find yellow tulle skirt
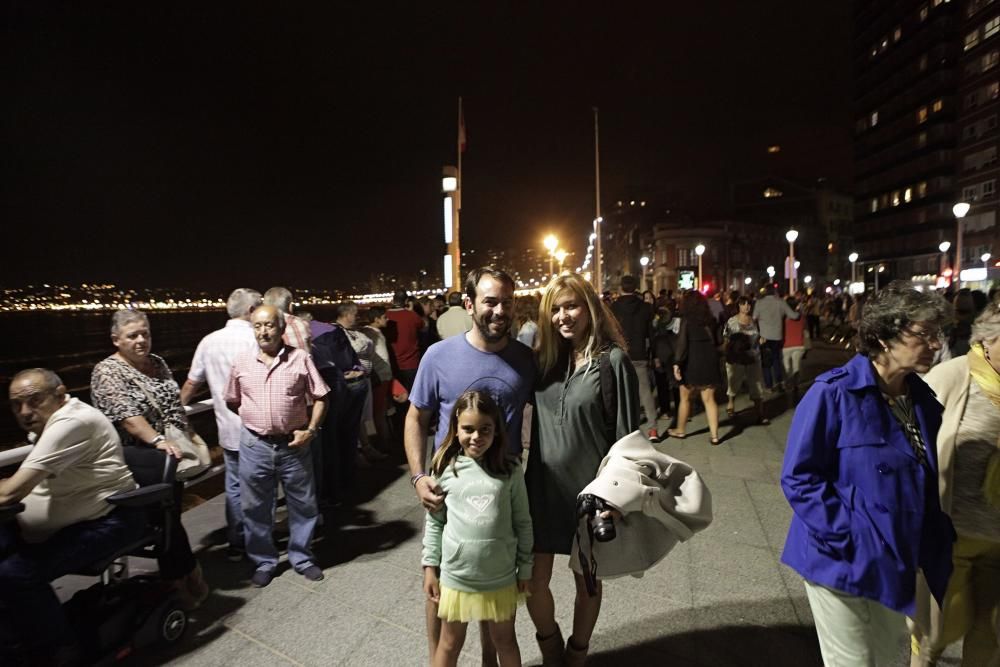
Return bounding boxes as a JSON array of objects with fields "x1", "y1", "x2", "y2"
[{"x1": 437, "y1": 582, "x2": 527, "y2": 623}]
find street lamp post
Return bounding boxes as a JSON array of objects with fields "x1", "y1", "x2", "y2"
[
  {"x1": 954, "y1": 202, "x2": 970, "y2": 288},
  {"x1": 785, "y1": 229, "x2": 799, "y2": 295},
  {"x1": 744, "y1": 275, "x2": 753, "y2": 294},
  {"x1": 940, "y1": 241, "x2": 952, "y2": 285},
  {"x1": 554, "y1": 249, "x2": 568, "y2": 275},
  {"x1": 695, "y1": 243, "x2": 706, "y2": 292},
  {"x1": 848, "y1": 251, "x2": 858, "y2": 288},
  {"x1": 766, "y1": 265, "x2": 776, "y2": 282},
  {"x1": 543, "y1": 234, "x2": 558, "y2": 277},
  {"x1": 639, "y1": 255, "x2": 650, "y2": 292}
]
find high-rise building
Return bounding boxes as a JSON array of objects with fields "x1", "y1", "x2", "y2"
[
  {"x1": 852, "y1": 0, "x2": 1000, "y2": 287},
  {"x1": 955, "y1": 1, "x2": 1000, "y2": 278}
]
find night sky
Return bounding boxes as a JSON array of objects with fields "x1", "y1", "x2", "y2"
[{"x1": 3, "y1": 2, "x2": 852, "y2": 292}]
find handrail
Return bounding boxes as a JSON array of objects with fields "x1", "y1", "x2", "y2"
[{"x1": 0, "y1": 399, "x2": 217, "y2": 471}]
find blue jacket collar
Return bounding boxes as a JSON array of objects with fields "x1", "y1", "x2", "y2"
[{"x1": 841, "y1": 354, "x2": 937, "y2": 402}]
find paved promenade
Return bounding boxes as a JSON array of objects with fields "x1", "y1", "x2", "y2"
[{"x1": 59, "y1": 341, "x2": 962, "y2": 666}]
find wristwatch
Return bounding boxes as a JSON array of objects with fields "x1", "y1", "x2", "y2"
[
  {"x1": 149, "y1": 435, "x2": 166, "y2": 446},
  {"x1": 307, "y1": 426, "x2": 320, "y2": 438}
]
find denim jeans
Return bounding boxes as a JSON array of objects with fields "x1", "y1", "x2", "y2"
[
  {"x1": 239, "y1": 428, "x2": 318, "y2": 572},
  {"x1": 0, "y1": 507, "x2": 147, "y2": 651},
  {"x1": 223, "y1": 449, "x2": 244, "y2": 549},
  {"x1": 761, "y1": 339, "x2": 785, "y2": 389}
]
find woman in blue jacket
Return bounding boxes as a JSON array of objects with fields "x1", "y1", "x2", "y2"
[{"x1": 781, "y1": 281, "x2": 955, "y2": 666}]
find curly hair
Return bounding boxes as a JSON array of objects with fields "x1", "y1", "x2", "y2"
[{"x1": 856, "y1": 281, "x2": 951, "y2": 357}]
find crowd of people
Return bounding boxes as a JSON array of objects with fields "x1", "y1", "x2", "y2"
[{"x1": 3, "y1": 268, "x2": 1000, "y2": 665}]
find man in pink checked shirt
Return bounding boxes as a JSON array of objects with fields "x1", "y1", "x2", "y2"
[{"x1": 224, "y1": 305, "x2": 329, "y2": 588}]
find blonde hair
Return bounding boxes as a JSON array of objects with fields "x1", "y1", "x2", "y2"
[{"x1": 536, "y1": 273, "x2": 626, "y2": 379}]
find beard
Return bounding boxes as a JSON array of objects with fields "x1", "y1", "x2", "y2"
[{"x1": 473, "y1": 310, "x2": 510, "y2": 343}]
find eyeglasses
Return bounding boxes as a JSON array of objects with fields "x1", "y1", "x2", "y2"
[{"x1": 904, "y1": 327, "x2": 943, "y2": 344}]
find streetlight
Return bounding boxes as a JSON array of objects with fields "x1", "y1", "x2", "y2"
[
  {"x1": 766, "y1": 265, "x2": 776, "y2": 279},
  {"x1": 848, "y1": 251, "x2": 859, "y2": 287},
  {"x1": 785, "y1": 229, "x2": 799, "y2": 295},
  {"x1": 940, "y1": 240, "x2": 952, "y2": 282},
  {"x1": 639, "y1": 255, "x2": 650, "y2": 292},
  {"x1": 954, "y1": 202, "x2": 970, "y2": 287},
  {"x1": 804, "y1": 275, "x2": 813, "y2": 285},
  {"x1": 695, "y1": 244, "x2": 706, "y2": 292},
  {"x1": 543, "y1": 234, "x2": 558, "y2": 275},
  {"x1": 554, "y1": 249, "x2": 568, "y2": 275}
]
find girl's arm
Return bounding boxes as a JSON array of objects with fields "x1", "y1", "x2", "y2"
[
  {"x1": 420, "y1": 494, "x2": 447, "y2": 572},
  {"x1": 510, "y1": 467, "x2": 534, "y2": 587}
]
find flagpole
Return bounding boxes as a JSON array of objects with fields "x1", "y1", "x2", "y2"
[
  {"x1": 454, "y1": 96, "x2": 463, "y2": 289},
  {"x1": 593, "y1": 107, "x2": 602, "y2": 292}
]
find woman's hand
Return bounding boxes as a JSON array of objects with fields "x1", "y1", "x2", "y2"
[
  {"x1": 673, "y1": 364, "x2": 682, "y2": 382},
  {"x1": 517, "y1": 579, "x2": 531, "y2": 594},
  {"x1": 423, "y1": 567, "x2": 441, "y2": 603},
  {"x1": 156, "y1": 439, "x2": 184, "y2": 460}
]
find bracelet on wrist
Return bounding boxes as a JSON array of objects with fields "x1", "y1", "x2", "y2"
[
  {"x1": 410, "y1": 472, "x2": 428, "y2": 487},
  {"x1": 149, "y1": 435, "x2": 166, "y2": 446}
]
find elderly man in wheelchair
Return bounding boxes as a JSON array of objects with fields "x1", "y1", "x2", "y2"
[{"x1": 1, "y1": 369, "x2": 184, "y2": 666}]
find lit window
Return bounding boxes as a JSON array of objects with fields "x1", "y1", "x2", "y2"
[
  {"x1": 987, "y1": 17, "x2": 1000, "y2": 39},
  {"x1": 882, "y1": 37, "x2": 890, "y2": 49},
  {"x1": 640, "y1": 201, "x2": 646, "y2": 207},
  {"x1": 871, "y1": 198, "x2": 878, "y2": 213},
  {"x1": 767, "y1": 144, "x2": 781, "y2": 153},
  {"x1": 990, "y1": 81, "x2": 1000, "y2": 99},
  {"x1": 763, "y1": 187, "x2": 783, "y2": 198},
  {"x1": 918, "y1": 131, "x2": 928, "y2": 147},
  {"x1": 984, "y1": 50, "x2": 1000, "y2": 70},
  {"x1": 917, "y1": 106, "x2": 929, "y2": 123},
  {"x1": 967, "y1": 29, "x2": 981, "y2": 51},
  {"x1": 872, "y1": 47, "x2": 879, "y2": 58},
  {"x1": 892, "y1": 191, "x2": 901, "y2": 206},
  {"x1": 985, "y1": 180, "x2": 997, "y2": 197},
  {"x1": 964, "y1": 185, "x2": 980, "y2": 200},
  {"x1": 968, "y1": 91, "x2": 981, "y2": 109},
  {"x1": 871, "y1": 110, "x2": 879, "y2": 126},
  {"x1": 920, "y1": 3, "x2": 929, "y2": 20},
  {"x1": 918, "y1": 181, "x2": 929, "y2": 197},
  {"x1": 932, "y1": 98, "x2": 944, "y2": 112},
  {"x1": 932, "y1": 0, "x2": 943, "y2": 6},
  {"x1": 904, "y1": 187, "x2": 913, "y2": 202},
  {"x1": 630, "y1": 200, "x2": 635, "y2": 206},
  {"x1": 894, "y1": 26, "x2": 903, "y2": 42}
]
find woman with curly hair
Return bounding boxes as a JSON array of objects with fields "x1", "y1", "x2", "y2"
[
  {"x1": 525, "y1": 273, "x2": 640, "y2": 666},
  {"x1": 780, "y1": 281, "x2": 955, "y2": 665}
]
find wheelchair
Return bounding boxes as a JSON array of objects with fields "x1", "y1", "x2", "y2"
[{"x1": 1, "y1": 449, "x2": 190, "y2": 665}]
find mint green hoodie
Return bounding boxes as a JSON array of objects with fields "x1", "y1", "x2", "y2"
[{"x1": 421, "y1": 455, "x2": 534, "y2": 592}]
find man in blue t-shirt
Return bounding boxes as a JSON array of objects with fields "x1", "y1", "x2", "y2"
[{"x1": 404, "y1": 266, "x2": 535, "y2": 665}]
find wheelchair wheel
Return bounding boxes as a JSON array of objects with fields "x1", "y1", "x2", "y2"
[{"x1": 159, "y1": 604, "x2": 187, "y2": 644}]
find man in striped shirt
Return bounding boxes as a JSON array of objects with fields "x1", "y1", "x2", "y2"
[{"x1": 224, "y1": 305, "x2": 329, "y2": 587}]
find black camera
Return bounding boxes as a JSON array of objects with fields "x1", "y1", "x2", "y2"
[{"x1": 577, "y1": 493, "x2": 616, "y2": 542}]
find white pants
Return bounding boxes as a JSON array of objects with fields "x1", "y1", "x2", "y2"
[
  {"x1": 783, "y1": 346, "x2": 805, "y2": 380},
  {"x1": 725, "y1": 360, "x2": 764, "y2": 400},
  {"x1": 804, "y1": 580, "x2": 906, "y2": 667}
]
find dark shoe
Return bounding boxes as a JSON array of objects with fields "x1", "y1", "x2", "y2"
[
  {"x1": 251, "y1": 567, "x2": 275, "y2": 588},
  {"x1": 536, "y1": 625, "x2": 565, "y2": 666},
  {"x1": 298, "y1": 565, "x2": 325, "y2": 582},
  {"x1": 226, "y1": 545, "x2": 246, "y2": 562},
  {"x1": 710, "y1": 436, "x2": 721, "y2": 446}
]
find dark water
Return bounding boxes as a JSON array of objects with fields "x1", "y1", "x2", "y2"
[{"x1": 0, "y1": 307, "x2": 341, "y2": 446}]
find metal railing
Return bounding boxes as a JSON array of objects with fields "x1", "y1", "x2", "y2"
[{"x1": 0, "y1": 400, "x2": 220, "y2": 483}]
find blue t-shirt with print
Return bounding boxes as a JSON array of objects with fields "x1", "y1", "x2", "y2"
[{"x1": 410, "y1": 333, "x2": 536, "y2": 454}]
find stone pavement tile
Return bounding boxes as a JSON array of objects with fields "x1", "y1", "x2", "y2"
[
  {"x1": 340, "y1": 620, "x2": 444, "y2": 667},
  {"x1": 609, "y1": 541, "x2": 693, "y2": 606},
  {"x1": 690, "y1": 541, "x2": 797, "y2": 627},
  {"x1": 706, "y1": 452, "x2": 773, "y2": 483},
  {"x1": 743, "y1": 478, "x2": 794, "y2": 553},
  {"x1": 591, "y1": 580, "x2": 696, "y2": 661},
  {"x1": 224, "y1": 580, "x2": 373, "y2": 666},
  {"x1": 139, "y1": 626, "x2": 304, "y2": 667},
  {"x1": 776, "y1": 564, "x2": 815, "y2": 627},
  {"x1": 698, "y1": 474, "x2": 770, "y2": 549}
]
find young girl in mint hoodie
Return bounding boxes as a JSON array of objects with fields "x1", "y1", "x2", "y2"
[{"x1": 421, "y1": 390, "x2": 533, "y2": 667}]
